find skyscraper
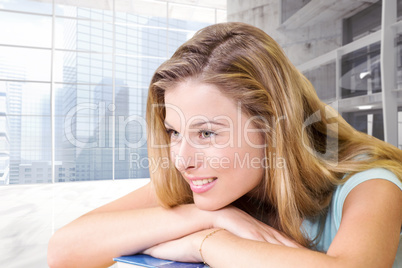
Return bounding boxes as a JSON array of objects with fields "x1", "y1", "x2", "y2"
[
  {"x1": 0, "y1": 80, "x2": 10, "y2": 185},
  {"x1": 0, "y1": 59, "x2": 24, "y2": 184}
]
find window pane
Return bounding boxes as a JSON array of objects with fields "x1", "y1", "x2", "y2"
[
  {"x1": 168, "y1": 29, "x2": 195, "y2": 57},
  {"x1": 2, "y1": 82, "x2": 51, "y2": 184},
  {"x1": 340, "y1": 42, "x2": 381, "y2": 99},
  {"x1": 0, "y1": 11, "x2": 52, "y2": 48},
  {"x1": 55, "y1": 83, "x2": 113, "y2": 151},
  {"x1": 54, "y1": 2, "x2": 113, "y2": 21},
  {"x1": 342, "y1": 109, "x2": 384, "y2": 141},
  {"x1": 115, "y1": 85, "x2": 148, "y2": 180},
  {"x1": 399, "y1": 0, "x2": 402, "y2": 21},
  {"x1": 0, "y1": 47, "x2": 51, "y2": 82},
  {"x1": 0, "y1": 156, "x2": 9, "y2": 185},
  {"x1": 115, "y1": 86, "x2": 147, "y2": 148},
  {"x1": 0, "y1": 82, "x2": 9, "y2": 184},
  {"x1": 54, "y1": 51, "x2": 113, "y2": 84},
  {"x1": 343, "y1": 1, "x2": 382, "y2": 44},
  {"x1": 281, "y1": 0, "x2": 311, "y2": 23},
  {"x1": 114, "y1": 56, "x2": 165, "y2": 89},
  {"x1": 0, "y1": 0, "x2": 225, "y2": 184},
  {"x1": 116, "y1": 148, "x2": 149, "y2": 179},
  {"x1": 142, "y1": 57, "x2": 167, "y2": 89},
  {"x1": 399, "y1": 109, "x2": 402, "y2": 149},
  {"x1": 55, "y1": 149, "x2": 113, "y2": 182},
  {"x1": 115, "y1": 0, "x2": 167, "y2": 27},
  {"x1": 216, "y1": 9, "x2": 227, "y2": 23},
  {"x1": 55, "y1": 84, "x2": 114, "y2": 182},
  {"x1": 116, "y1": 25, "x2": 168, "y2": 58},
  {"x1": 169, "y1": 3, "x2": 215, "y2": 30},
  {"x1": 55, "y1": 18, "x2": 114, "y2": 53},
  {"x1": 0, "y1": 0, "x2": 52, "y2": 14},
  {"x1": 396, "y1": 34, "x2": 402, "y2": 89},
  {"x1": 303, "y1": 62, "x2": 336, "y2": 101}
]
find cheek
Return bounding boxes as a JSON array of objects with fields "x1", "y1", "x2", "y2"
[
  {"x1": 208, "y1": 141, "x2": 265, "y2": 167},
  {"x1": 206, "y1": 148, "x2": 242, "y2": 174},
  {"x1": 207, "y1": 147, "x2": 236, "y2": 166},
  {"x1": 212, "y1": 133, "x2": 232, "y2": 147},
  {"x1": 169, "y1": 144, "x2": 180, "y2": 162}
]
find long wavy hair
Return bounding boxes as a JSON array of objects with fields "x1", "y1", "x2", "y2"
[{"x1": 146, "y1": 22, "x2": 402, "y2": 247}]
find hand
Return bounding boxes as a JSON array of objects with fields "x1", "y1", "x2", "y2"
[
  {"x1": 211, "y1": 205, "x2": 303, "y2": 248},
  {"x1": 142, "y1": 229, "x2": 217, "y2": 263}
]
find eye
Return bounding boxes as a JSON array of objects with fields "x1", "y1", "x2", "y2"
[
  {"x1": 166, "y1": 128, "x2": 181, "y2": 139},
  {"x1": 199, "y1": 130, "x2": 216, "y2": 139}
]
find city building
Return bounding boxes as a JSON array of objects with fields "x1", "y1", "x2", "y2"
[
  {"x1": 0, "y1": 58, "x2": 24, "y2": 184},
  {"x1": 0, "y1": 80, "x2": 9, "y2": 184},
  {"x1": 228, "y1": 0, "x2": 402, "y2": 149},
  {"x1": 0, "y1": 0, "x2": 225, "y2": 184}
]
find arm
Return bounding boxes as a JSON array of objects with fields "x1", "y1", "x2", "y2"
[
  {"x1": 204, "y1": 179, "x2": 402, "y2": 267},
  {"x1": 47, "y1": 182, "x2": 213, "y2": 268},
  {"x1": 146, "y1": 179, "x2": 402, "y2": 267}
]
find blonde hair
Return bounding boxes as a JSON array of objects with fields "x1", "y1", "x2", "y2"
[{"x1": 146, "y1": 22, "x2": 402, "y2": 247}]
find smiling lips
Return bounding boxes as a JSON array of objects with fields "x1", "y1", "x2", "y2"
[
  {"x1": 188, "y1": 177, "x2": 217, "y2": 193},
  {"x1": 192, "y1": 177, "x2": 216, "y2": 186}
]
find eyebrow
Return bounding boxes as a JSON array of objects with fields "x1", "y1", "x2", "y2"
[{"x1": 164, "y1": 120, "x2": 228, "y2": 129}]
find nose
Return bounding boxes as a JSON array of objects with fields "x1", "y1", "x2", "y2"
[{"x1": 172, "y1": 135, "x2": 199, "y2": 172}]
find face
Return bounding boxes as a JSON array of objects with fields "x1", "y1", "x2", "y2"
[{"x1": 164, "y1": 79, "x2": 266, "y2": 211}]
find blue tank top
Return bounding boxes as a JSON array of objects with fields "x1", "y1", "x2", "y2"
[{"x1": 301, "y1": 168, "x2": 402, "y2": 267}]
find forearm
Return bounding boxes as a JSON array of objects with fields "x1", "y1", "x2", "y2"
[
  {"x1": 201, "y1": 230, "x2": 340, "y2": 268},
  {"x1": 48, "y1": 204, "x2": 212, "y2": 268}
]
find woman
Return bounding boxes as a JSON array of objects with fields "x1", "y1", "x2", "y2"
[{"x1": 48, "y1": 22, "x2": 402, "y2": 268}]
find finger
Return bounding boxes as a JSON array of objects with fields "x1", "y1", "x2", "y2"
[
  {"x1": 251, "y1": 222, "x2": 294, "y2": 247},
  {"x1": 142, "y1": 246, "x2": 154, "y2": 255},
  {"x1": 268, "y1": 228, "x2": 303, "y2": 248},
  {"x1": 260, "y1": 230, "x2": 283, "y2": 245}
]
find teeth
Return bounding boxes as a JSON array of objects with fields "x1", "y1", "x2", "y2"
[{"x1": 192, "y1": 178, "x2": 216, "y2": 186}]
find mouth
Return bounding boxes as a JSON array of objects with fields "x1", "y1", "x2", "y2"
[
  {"x1": 188, "y1": 177, "x2": 218, "y2": 193},
  {"x1": 191, "y1": 177, "x2": 217, "y2": 186}
]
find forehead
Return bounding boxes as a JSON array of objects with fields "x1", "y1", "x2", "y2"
[{"x1": 164, "y1": 80, "x2": 238, "y2": 120}]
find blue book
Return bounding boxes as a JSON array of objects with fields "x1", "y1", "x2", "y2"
[{"x1": 113, "y1": 254, "x2": 209, "y2": 268}]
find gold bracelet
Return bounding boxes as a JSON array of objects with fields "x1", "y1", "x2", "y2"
[{"x1": 199, "y1": 228, "x2": 225, "y2": 266}]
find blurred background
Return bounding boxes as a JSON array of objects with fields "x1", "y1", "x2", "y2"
[
  {"x1": 0, "y1": 0, "x2": 226, "y2": 185},
  {"x1": 0, "y1": 0, "x2": 401, "y2": 186},
  {"x1": 0, "y1": 0, "x2": 401, "y2": 267}
]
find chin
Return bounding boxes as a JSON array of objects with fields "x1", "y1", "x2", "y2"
[{"x1": 193, "y1": 197, "x2": 229, "y2": 211}]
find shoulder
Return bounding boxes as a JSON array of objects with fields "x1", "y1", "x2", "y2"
[
  {"x1": 341, "y1": 174, "x2": 402, "y2": 218},
  {"x1": 340, "y1": 167, "x2": 401, "y2": 192},
  {"x1": 326, "y1": 169, "x2": 402, "y2": 266},
  {"x1": 332, "y1": 168, "x2": 402, "y2": 227}
]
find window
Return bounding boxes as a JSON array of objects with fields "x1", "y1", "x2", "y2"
[
  {"x1": 281, "y1": 0, "x2": 311, "y2": 23},
  {"x1": 0, "y1": 0, "x2": 226, "y2": 184},
  {"x1": 341, "y1": 42, "x2": 381, "y2": 99},
  {"x1": 303, "y1": 62, "x2": 336, "y2": 102},
  {"x1": 399, "y1": 107, "x2": 402, "y2": 149},
  {"x1": 342, "y1": 0, "x2": 382, "y2": 45},
  {"x1": 396, "y1": 34, "x2": 402, "y2": 89},
  {"x1": 343, "y1": 109, "x2": 384, "y2": 141},
  {"x1": 298, "y1": 1, "x2": 401, "y2": 147}
]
